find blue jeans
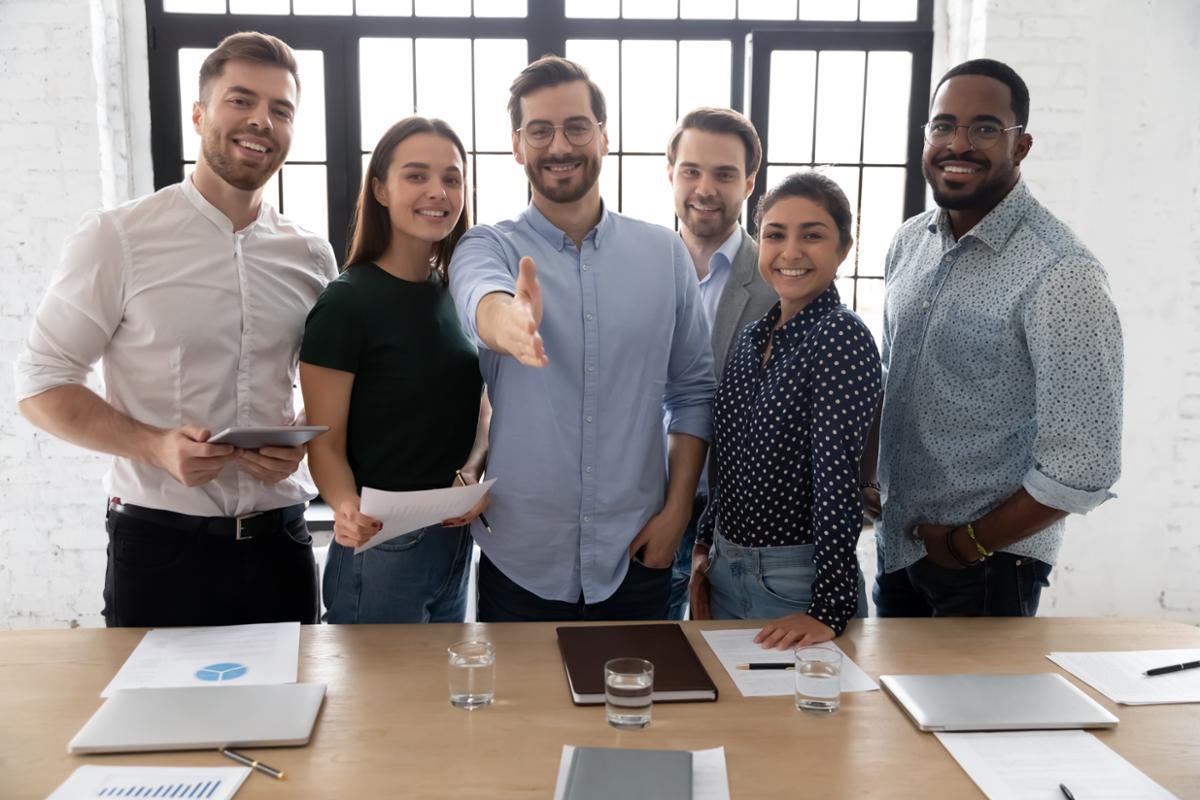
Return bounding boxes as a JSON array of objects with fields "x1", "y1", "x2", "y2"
[
  {"x1": 873, "y1": 550, "x2": 1052, "y2": 617},
  {"x1": 667, "y1": 493, "x2": 707, "y2": 620},
  {"x1": 706, "y1": 533, "x2": 867, "y2": 621},
  {"x1": 322, "y1": 524, "x2": 471, "y2": 624}
]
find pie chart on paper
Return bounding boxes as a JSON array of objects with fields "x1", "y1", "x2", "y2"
[{"x1": 195, "y1": 662, "x2": 249, "y2": 682}]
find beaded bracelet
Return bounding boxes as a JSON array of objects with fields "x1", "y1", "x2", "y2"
[{"x1": 964, "y1": 521, "x2": 993, "y2": 560}]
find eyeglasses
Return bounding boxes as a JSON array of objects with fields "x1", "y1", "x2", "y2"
[
  {"x1": 923, "y1": 121, "x2": 1024, "y2": 150},
  {"x1": 516, "y1": 119, "x2": 602, "y2": 148}
]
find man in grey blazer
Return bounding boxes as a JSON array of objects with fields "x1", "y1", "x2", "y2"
[{"x1": 664, "y1": 107, "x2": 778, "y2": 619}]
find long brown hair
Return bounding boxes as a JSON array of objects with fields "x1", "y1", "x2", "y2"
[{"x1": 344, "y1": 117, "x2": 471, "y2": 282}]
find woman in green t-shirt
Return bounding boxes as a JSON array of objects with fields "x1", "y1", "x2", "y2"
[{"x1": 299, "y1": 117, "x2": 489, "y2": 623}]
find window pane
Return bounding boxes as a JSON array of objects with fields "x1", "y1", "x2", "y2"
[
  {"x1": 473, "y1": 154, "x2": 527, "y2": 225},
  {"x1": 859, "y1": 0, "x2": 918, "y2": 21},
  {"x1": 620, "y1": 155, "x2": 673, "y2": 228},
  {"x1": 290, "y1": 50, "x2": 327, "y2": 161},
  {"x1": 415, "y1": 0, "x2": 470, "y2": 14},
  {"x1": 862, "y1": 51, "x2": 912, "y2": 164},
  {"x1": 230, "y1": 0, "x2": 288, "y2": 13},
  {"x1": 178, "y1": 48, "x2": 208, "y2": 162},
  {"x1": 566, "y1": 0, "x2": 618, "y2": 17},
  {"x1": 680, "y1": 0, "x2": 734, "y2": 19},
  {"x1": 856, "y1": 167, "x2": 905, "y2": 277},
  {"x1": 356, "y1": 0, "x2": 413, "y2": 14},
  {"x1": 415, "y1": 39, "x2": 474, "y2": 148},
  {"x1": 678, "y1": 40, "x2": 732, "y2": 114},
  {"x1": 359, "y1": 38, "x2": 415, "y2": 151},
  {"x1": 837, "y1": 276, "x2": 884, "y2": 344},
  {"x1": 164, "y1": 0, "x2": 224, "y2": 12},
  {"x1": 798, "y1": 0, "x2": 855, "y2": 20},
  {"x1": 474, "y1": 0, "x2": 527, "y2": 16},
  {"x1": 813, "y1": 50, "x2": 865, "y2": 164},
  {"x1": 739, "y1": 0, "x2": 796, "y2": 20},
  {"x1": 623, "y1": 0, "x2": 677, "y2": 18},
  {"x1": 474, "y1": 39, "x2": 527, "y2": 151},
  {"x1": 600, "y1": 154, "x2": 619, "y2": 209},
  {"x1": 766, "y1": 164, "x2": 858, "y2": 220},
  {"x1": 766, "y1": 50, "x2": 815, "y2": 164},
  {"x1": 294, "y1": 0, "x2": 353, "y2": 13},
  {"x1": 621, "y1": 41, "x2": 676, "y2": 153},
  {"x1": 565, "y1": 40, "x2": 621, "y2": 151},
  {"x1": 280, "y1": 165, "x2": 328, "y2": 238}
]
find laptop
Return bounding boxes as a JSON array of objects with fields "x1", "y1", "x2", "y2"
[
  {"x1": 881, "y1": 673, "x2": 1118, "y2": 732},
  {"x1": 68, "y1": 683, "x2": 326, "y2": 754}
]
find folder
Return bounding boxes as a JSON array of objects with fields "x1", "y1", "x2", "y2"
[
  {"x1": 563, "y1": 746, "x2": 693, "y2": 800},
  {"x1": 556, "y1": 623, "x2": 718, "y2": 705}
]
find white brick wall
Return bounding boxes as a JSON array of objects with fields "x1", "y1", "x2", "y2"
[{"x1": 1, "y1": 0, "x2": 1197, "y2": 627}]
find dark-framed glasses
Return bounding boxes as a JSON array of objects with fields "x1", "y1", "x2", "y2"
[
  {"x1": 923, "y1": 120, "x2": 1024, "y2": 150},
  {"x1": 517, "y1": 119, "x2": 602, "y2": 148}
]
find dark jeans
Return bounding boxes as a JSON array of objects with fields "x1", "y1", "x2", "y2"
[
  {"x1": 477, "y1": 552, "x2": 673, "y2": 622},
  {"x1": 873, "y1": 550, "x2": 1052, "y2": 618},
  {"x1": 102, "y1": 509, "x2": 320, "y2": 627},
  {"x1": 667, "y1": 493, "x2": 707, "y2": 620}
]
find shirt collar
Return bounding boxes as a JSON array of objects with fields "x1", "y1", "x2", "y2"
[
  {"x1": 752, "y1": 283, "x2": 842, "y2": 348},
  {"x1": 928, "y1": 177, "x2": 1032, "y2": 252},
  {"x1": 707, "y1": 226, "x2": 743, "y2": 276},
  {"x1": 182, "y1": 174, "x2": 269, "y2": 235},
  {"x1": 522, "y1": 199, "x2": 612, "y2": 252}
]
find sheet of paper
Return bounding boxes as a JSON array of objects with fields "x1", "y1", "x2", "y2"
[
  {"x1": 552, "y1": 746, "x2": 730, "y2": 800},
  {"x1": 699, "y1": 628, "x2": 878, "y2": 697},
  {"x1": 1047, "y1": 649, "x2": 1200, "y2": 705},
  {"x1": 48, "y1": 765, "x2": 250, "y2": 800},
  {"x1": 357, "y1": 478, "x2": 497, "y2": 553},
  {"x1": 101, "y1": 622, "x2": 300, "y2": 697},
  {"x1": 935, "y1": 730, "x2": 1177, "y2": 799}
]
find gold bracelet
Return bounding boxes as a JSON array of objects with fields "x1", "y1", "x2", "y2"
[{"x1": 964, "y1": 521, "x2": 993, "y2": 559}]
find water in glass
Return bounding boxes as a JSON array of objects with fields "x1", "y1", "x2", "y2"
[{"x1": 448, "y1": 640, "x2": 495, "y2": 710}]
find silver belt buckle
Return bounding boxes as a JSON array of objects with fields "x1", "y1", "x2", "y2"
[{"x1": 235, "y1": 511, "x2": 263, "y2": 540}]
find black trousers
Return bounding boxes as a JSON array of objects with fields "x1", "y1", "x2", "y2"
[
  {"x1": 873, "y1": 550, "x2": 1052, "y2": 618},
  {"x1": 102, "y1": 508, "x2": 320, "y2": 627}
]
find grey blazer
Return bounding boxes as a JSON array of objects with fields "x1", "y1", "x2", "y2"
[{"x1": 709, "y1": 228, "x2": 778, "y2": 382}]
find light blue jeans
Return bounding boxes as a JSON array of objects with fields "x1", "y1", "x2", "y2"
[
  {"x1": 706, "y1": 532, "x2": 867, "y2": 621},
  {"x1": 322, "y1": 524, "x2": 471, "y2": 624}
]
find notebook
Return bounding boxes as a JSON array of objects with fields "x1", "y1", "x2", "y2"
[
  {"x1": 563, "y1": 747, "x2": 693, "y2": 800},
  {"x1": 556, "y1": 623, "x2": 718, "y2": 704}
]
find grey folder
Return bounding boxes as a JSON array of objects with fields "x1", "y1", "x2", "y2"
[
  {"x1": 881, "y1": 673, "x2": 1119, "y2": 732},
  {"x1": 68, "y1": 682, "x2": 327, "y2": 754},
  {"x1": 564, "y1": 746, "x2": 692, "y2": 800}
]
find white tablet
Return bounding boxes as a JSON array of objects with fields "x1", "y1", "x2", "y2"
[{"x1": 207, "y1": 426, "x2": 329, "y2": 449}]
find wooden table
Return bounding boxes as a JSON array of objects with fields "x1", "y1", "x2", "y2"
[{"x1": 3, "y1": 618, "x2": 1198, "y2": 798}]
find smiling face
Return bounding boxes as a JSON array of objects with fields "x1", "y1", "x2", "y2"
[
  {"x1": 512, "y1": 80, "x2": 607, "y2": 206},
  {"x1": 193, "y1": 59, "x2": 297, "y2": 191},
  {"x1": 372, "y1": 132, "x2": 465, "y2": 246},
  {"x1": 921, "y1": 73, "x2": 1031, "y2": 212},
  {"x1": 757, "y1": 195, "x2": 851, "y2": 318},
  {"x1": 669, "y1": 128, "x2": 755, "y2": 242}
]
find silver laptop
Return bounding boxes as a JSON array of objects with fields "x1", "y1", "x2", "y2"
[
  {"x1": 68, "y1": 682, "x2": 326, "y2": 754},
  {"x1": 881, "y1": 673, "x2": 1118, "y2": 732}
]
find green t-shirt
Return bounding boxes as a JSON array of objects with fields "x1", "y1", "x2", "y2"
[{"x1": 300, "y1": 262, "x2": 482, "y2": 492}]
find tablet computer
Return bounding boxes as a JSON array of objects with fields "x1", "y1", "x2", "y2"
[{"x1": 207, "y1": 426, "x2": 329, "y2": 449}]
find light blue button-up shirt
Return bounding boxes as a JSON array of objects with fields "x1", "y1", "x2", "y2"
[
  {"x1": 876, "y1": 179, "x2": 1123, "y2": 573},
  {"x1": 450, "y1": 202, "x2": 716, "y2": 603}
]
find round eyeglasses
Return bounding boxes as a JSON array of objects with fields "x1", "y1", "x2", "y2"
[
  {"x1": 516, "y1": 119, "x2": 602, "y2": 149},
  {"x1": 923, "y1": 121, "x2": 1024, "y2": 150}
]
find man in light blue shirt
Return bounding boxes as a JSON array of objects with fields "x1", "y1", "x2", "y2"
[
  {"x1": 869, "y1": 59, "x2": 1123, "y2": 617},
  {"x1": 449, "y1": 56, "x2": 716, "y2": 621}
]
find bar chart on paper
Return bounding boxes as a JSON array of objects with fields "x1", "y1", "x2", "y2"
[{"x1": 47, "y1": 766, "x2": 250, "y2": 800}]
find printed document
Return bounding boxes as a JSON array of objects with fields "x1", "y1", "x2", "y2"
[
  {"x1": 48, "y1": 766, "x2": 250, "y2": 800},
  {"x1": 1047, "y1": 649, "x2": 1200, "y2": 705},
  {"x1": 357, "y1": 478, "x2": 497, "y2": 553},
  {"x1": 699, "y1": 628, "x2": 878, "y2": 697}
]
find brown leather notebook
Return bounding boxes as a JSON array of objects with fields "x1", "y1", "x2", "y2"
[{"x1": 556, "y1": 624, "x2": 719, "y2": 705}]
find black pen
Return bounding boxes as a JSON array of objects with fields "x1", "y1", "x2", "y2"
[
  {"x1": 1059, "y1": 782, "x2": 1075, "y2": 800},
  {"x1": 736, "y1": 663, "x2": 794, "y2": 670},
  {"x1": 454, "y1": 470, "x2": 492, "y2": 534},
  {"x1": 220, "y1": 747, "x2": 285, "y2": 780},
  {"x1": 1143, "y1": 659, "x2": 1200, "y2": 677}
]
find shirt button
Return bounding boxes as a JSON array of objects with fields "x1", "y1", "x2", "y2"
[
  {"x1": 922, "y1": 301, "x2": 930, "y2": 309},
  {"x1": 582, "y1": 264, "x2": 590, "y2": 271},
  {"x1": 583, "y1": 515, "x2": 591, "y2": 523},
  {"x1": 587, "y1": 365, "x2": 595, "y2": 373},
  {"x1": 585, "y1": 415, "x2": 593, "y2": 423},
  {"x1": 586, "y1": 313, "x2": 594, "y2": 321},
  {"x1": 585, "y1": 465, "x2": 593, "y2": 473}
]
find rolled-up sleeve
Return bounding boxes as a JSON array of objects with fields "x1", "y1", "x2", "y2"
[
  {"x1": 448, "y1": 227, "x2": 519, "y2": 349},
  {"x1": 663, "y1": 236, "x2": 716, "y2": 443},
  {"x1": 1021, "y1": 254, "x2": 1123, "y2": 514},
  {"x1": 14, "y1": 211, "x2": 125, "y2": 401}
]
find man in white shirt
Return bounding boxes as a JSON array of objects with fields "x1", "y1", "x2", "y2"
[{"x1": 15, "y1": 32, "x2": 337, "y2": 627}]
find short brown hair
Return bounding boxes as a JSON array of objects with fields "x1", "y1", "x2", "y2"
[
  {"x1": 667, "y1": 107, "x2": 762, "y2": 176},
  {"x1": 199, "y1": 32, "x2": 300, "y2": 102},
  {"x1": 507, "y1": 55, "x2": 607, "y2": 131}
]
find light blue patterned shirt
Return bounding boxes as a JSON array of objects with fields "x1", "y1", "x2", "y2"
[
  {"x1": 876, "y1": 179, "x2": 1123, "y2": 573},
  {"x1": 450, "y1": 202, "x2": 716, "y2": 603}
]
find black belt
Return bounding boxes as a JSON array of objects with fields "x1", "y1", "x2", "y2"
[{"x1": 107, "y1": 499, "x2": 306, "y2": 541}]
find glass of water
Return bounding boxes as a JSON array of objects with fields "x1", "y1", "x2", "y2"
[
  {"x1": 794, "y1": 644, "x2": 842, "y2": 713},
  {"x1": 447, "y1": 640, "x2": 495, "y2": 710},
  {"x1": 604, "y1": 657, "x2": 654, "y2": 729}
]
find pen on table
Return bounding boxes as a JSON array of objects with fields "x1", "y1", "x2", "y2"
[
  {"x1": 454, "y1": 469, "x2": 492, "y2": 534},
  {"x1": 1143, "y1": 659, "x2": 1200, "y2": 677},
  {"x1": 220, "y1": 747, "x2": 286, "y2": 780},
  {"x1": 736, "y1": 663, "x2": 794, "y2": 671},
  {"x1": 1059, "y1": 782, "x2": 1075, "y2": 800}
]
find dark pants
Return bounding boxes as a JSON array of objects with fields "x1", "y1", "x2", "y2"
[
  {"x1": 102, "y1": 507, "x2": 320, "y2": 627},
  {"x1": 667, "y1": 493, "x2": 707, "y2": 620},
  {"x1": 873, "y1": 550, "x2": 1052, "y2": 618},
  {"x1": 477, "y1": 552, "x2": 672, "y2": 622}
]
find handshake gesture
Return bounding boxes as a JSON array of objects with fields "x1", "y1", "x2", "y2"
[{"x1": 481, "y1": 256, "x2": 548, "y2": 368}]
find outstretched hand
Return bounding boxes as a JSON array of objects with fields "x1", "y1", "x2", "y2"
[{"x1": 496, "y1": 256, "x2": 547, "y2": 367}]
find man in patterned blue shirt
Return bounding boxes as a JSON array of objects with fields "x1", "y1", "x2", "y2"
[{"x1": 868, "y1": 59, "x2": 1123, "y2": 617}]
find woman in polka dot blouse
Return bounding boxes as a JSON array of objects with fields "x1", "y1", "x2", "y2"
[{"x1": 689, "y1": 171, "x2": 882, "y2": 649}]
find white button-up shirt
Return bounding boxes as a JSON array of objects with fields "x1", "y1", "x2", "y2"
[{"x1": 15, "y1": 178, "x2": 337, "y2": 517}]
